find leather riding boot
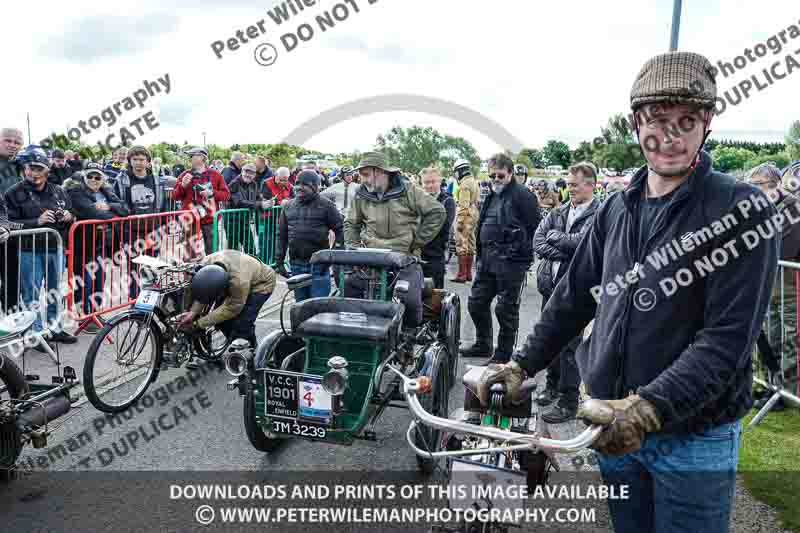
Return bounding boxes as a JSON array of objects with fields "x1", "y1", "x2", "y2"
[
  {"x1": 465, "y1": 255, "x2": 473, "y2": 281},
  {"x1": 451, "y1": 256, "x2": 467, "y2": 283}
]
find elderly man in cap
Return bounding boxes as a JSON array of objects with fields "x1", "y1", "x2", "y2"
[
  {"x1": 6, "y1": 146, "x2": 78, "y2": 349},
  {"x1": 227, "y1": 162, "x2": 274, "y2": 254},
  {"x1": 275, "y1": 170, "x2": 343, "y2": 302},
  {"x1": 171, "y1": 147, "x2": 230, "y2": 255},
  {"x1": 477, "y1": 52, "x2": 779, "y2": 533},
  {"x1": 344, "y1": 152, "x2": 446, "y2": 327}
]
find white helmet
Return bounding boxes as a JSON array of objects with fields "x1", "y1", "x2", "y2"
[{"x1": 453, "y1": 159, "x2": 471, "y2": 173}]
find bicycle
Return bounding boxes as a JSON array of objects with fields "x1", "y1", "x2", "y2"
[
  {"x1": 82, "y1": 257, "x2": 231, "y2": 413},
  {"x1": 395, "y1": 365, "x2": 614, "y2": 533}
]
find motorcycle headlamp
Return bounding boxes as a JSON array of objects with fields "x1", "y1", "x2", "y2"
[{"x1": 322, "y1": 356, "x2": 349, "y2": 396}]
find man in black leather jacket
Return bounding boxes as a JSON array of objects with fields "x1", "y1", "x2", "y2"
[
  {"x1": 460, "y1": 153, "x2": 541, "y2": 364},
  {"x1": 275, "y1": 170, "x2": 343, "y2": 301}
]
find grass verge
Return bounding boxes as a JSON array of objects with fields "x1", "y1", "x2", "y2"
[{"x1": 739, "y1": 406, "x2": 800, "y2": 532}]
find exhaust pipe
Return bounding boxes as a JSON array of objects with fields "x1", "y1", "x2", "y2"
[{"x1": 16, "y1": 392, "x2": 71, "y2": 429}]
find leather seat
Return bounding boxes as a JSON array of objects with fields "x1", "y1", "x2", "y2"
[
  {"x1": 311, "y1": 248, "x2": 417, "y2": 271},
  {"x1": 290, "y1": 297, "x2": 403, "y2": 343}
]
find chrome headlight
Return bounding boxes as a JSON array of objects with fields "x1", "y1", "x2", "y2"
[
  {"x1": 322, "y1": 356, "x2": 349, "y2": 396},
  {"x1": 224, "y1": 339, "x2": 253, "y2": 377}
]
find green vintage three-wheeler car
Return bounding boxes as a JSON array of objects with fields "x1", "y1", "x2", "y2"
[{"x1": 225, "y1": 248, "x2": 461, "y2": 472}]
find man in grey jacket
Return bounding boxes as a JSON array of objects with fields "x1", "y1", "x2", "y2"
[{"x1": 533, "y1": 162, "x2": 600, "y2": 423}]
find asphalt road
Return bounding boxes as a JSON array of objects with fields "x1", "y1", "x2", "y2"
[{"x1": 0, "y1": 262, "x2": 791, "y2": 533}]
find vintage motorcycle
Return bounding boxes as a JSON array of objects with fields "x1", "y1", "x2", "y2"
[
  {"x1": 82, "y1": 256, "x2": 230, "y2": 413},
  {"x1": 0, "y1": 312, "x2": 79, "y2": 480}
]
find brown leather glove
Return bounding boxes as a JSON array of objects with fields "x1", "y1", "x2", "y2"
[
  {"x1": 582, "y1": 394, "x2": 661, "y2": 456},
  {"x1": 476, "y1": 361, "x2": 524, "y2": 406}
]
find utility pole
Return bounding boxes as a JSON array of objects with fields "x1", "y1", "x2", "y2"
[
  {"x1": 26, "y1": 113, "x2": 32, "y2": 144},
  {"x1": 669, "y1": 0, "x2": 682, "y2": 51},
  {"x1": 202, "y1": 132, "x2": 207, "y2": 147}
]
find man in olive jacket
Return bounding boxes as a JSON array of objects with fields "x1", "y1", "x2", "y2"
[{"x1": 344, "y1": 152, "x2": 446, "y2": 327}]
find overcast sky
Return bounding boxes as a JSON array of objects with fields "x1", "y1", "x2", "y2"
[{"x1": 3, "y1": 0, "x2": 799, "y2": 157}]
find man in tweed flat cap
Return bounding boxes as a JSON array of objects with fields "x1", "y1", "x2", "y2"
[{"x1": 476, "y1": 51, "x2": 779, "y2": 533}]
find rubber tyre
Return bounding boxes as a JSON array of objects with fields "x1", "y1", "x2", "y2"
[
  {"x1": 243, "y1": 390, "x2": 282, "y2": 453},
  {"x1": 83, "y1": 313, "x2": 162, "y2": 413},
  {"x1": 415, "y1": 354, "x2": 450, "y2": 475},
  {"x1": 0, "y1": 354, "x2": 28, "y2": 476},
  {"x1": 522, "y1": 450, "x2": 551, "y2": 489},
  {"x1": 0, "y1": 354, "x2": 28, "y2": 400}
]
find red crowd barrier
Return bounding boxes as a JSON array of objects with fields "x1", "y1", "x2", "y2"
[{"x1": 66, "y1": 210, "x2": 202, "y2": 332}]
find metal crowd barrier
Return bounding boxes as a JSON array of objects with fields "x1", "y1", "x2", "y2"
[
  {"x1": 0, "y1": 228, "x2": 65, "y2": 363},
  {"x1": 750, "y1": 259, "x2": 800, "y2": 427},
  {"x1": 212, "y1": 206, "x2": 283, "y2": 267},
  {"x1": 161, "y1": 187, "x2": 181, "y2": 213},
  {"x1": 66, "y1": 210, "x2": 202, "y2": 333}
]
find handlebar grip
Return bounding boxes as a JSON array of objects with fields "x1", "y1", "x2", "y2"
[{"x1": 576, "y1": 399, "x2": 615, "y2": 426}]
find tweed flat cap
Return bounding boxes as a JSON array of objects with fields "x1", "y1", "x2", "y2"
[{"x1": 630, "y1": 51, "x2": 717, "y2": 110}]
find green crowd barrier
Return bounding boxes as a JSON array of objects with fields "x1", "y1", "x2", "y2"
[{"x1": 212, "y1": 206, "x2": 285, "y2": 267}]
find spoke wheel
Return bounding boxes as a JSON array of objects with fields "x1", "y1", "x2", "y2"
[{"x1": 83, "y1": 314, "x2": 161, "y2": 413}]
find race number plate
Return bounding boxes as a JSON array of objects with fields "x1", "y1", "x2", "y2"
[
  {"x1": 298, "y1": 375, "x2": 332, "y2": 422},
  {"x1": 263, "y1": 370, "x2": 332, "y2": 426},
  {"x1": 133, "y1": 290, "x2": 160, "y2": 312}
]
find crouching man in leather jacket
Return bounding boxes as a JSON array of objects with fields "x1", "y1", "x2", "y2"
[{"x1": 343, "y1": 152, "x2": 446, "y2": 327}]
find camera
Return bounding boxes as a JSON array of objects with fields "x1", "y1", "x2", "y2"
[{"x1": 53, "y1": 209, "x2": 66, "y2": 223}]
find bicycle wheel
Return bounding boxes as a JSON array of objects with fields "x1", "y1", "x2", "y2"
[{"x1": 83, "y1": 313, "x2": 162, "y2": 413}]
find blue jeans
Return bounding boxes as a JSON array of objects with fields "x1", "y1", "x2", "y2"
[
  {"x1": 81, "y1": 254, "x2": 105, "y2": 315},
  {"x1": 290, "y1": 261, "x2": 331, "y2": 302},
  {"x1": 597, "y1": 421, "x2": 742, "y2": 533},
  {"x1": 19, "y1": 251, "x2": 63, "y2": 333}
]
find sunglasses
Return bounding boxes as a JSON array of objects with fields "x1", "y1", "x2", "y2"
[{"x1": 86, "y1": 174, "x2": 104, "y2": 181}]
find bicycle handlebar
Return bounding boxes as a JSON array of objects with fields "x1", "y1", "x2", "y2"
[{"x1": 388, "y1": 366, "x2": 613, "y2": 457}]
